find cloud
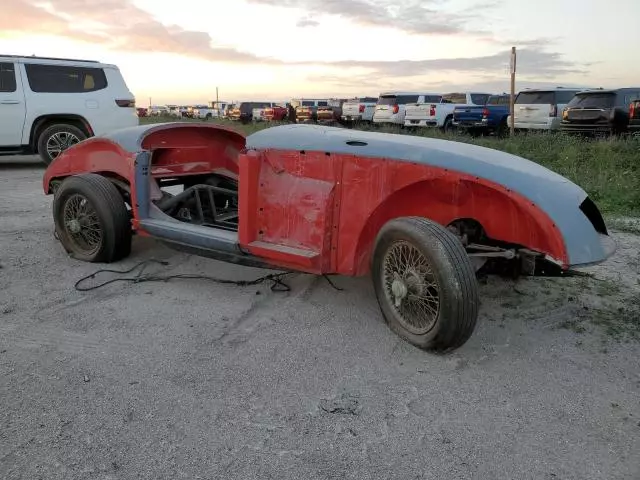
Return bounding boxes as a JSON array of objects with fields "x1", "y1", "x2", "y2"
[
  {"x1": 2, "y1": 0, "x2": 280, "y2": 64},
  {"x1": 247, "y1": 0, "x2": 500, "y2": 36},
  {"x1": 323, "y1": 48, "x2": 586, "y2": 78},
  {"x1": 296, "y1": 17, "x2": 320, "y2": 27}
]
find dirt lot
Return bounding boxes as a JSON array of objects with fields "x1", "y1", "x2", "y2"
[{"x1": 1, "y1": 156, "x2": 639, "y2": 480}]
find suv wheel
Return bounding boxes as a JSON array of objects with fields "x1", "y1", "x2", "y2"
[{"x1": 38, "y1": 124, "x2": 87, "y2": 166}]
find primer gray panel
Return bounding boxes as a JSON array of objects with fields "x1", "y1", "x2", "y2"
[{"x1": 246, "y1": 125, "x2": 607, "y2": 266}]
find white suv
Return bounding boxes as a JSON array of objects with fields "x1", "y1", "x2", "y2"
[
  {"x1": 0, "y1": 55, "x2": 138, "y2": 164},
  {"x1": 373, "y1": 92, "x2": 437, "y2": 125},
  {"x1": 511, "y1": 87, "x2": 583, "y2": 131}
]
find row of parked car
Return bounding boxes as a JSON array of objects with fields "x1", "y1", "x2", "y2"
[{"x1": 221, "y1": 87, "x2": 640, "y2": 137}]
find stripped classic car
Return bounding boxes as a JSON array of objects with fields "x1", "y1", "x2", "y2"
[{"x1": 42, "y1": 123, "x2": 615, "y2": 352}]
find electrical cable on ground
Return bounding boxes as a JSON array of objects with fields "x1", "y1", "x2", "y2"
[{"x1": 74, "y1": 259, "x2": 294, "y2": 292}]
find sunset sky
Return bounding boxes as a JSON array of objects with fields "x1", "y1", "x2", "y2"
[{"x1": 1, "y1": 0, "x2": 639, "y2": 105}]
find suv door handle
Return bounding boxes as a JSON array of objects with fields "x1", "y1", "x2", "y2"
[{"x1": 1, "y1": 100, "x2": 21, "y2": 105}]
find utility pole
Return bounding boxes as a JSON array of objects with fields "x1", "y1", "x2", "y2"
[
  {"x1": 148, "y1": 97, "x2": 151, "y2": 108},
  {"x1": 216, "y1": 87, "x2": 219, "y2": 116},
  {"x1": 510, "y1": 46, "x2": 516, "y2": 136}
]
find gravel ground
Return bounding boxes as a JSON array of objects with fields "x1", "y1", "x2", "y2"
[{"x1": 1, "y1": 156, "x2": 639, "y2": 480}]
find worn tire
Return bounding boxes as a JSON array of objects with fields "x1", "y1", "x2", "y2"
[
  {"x1": 37, "y1": 124, "x2": 87, "y2": 166},
  {"x1": 372, "y1": 217, "x2": 479, "y2": 352},
  {"x1": 53, "y1": 174, "x2": 132, "y2": 263}
]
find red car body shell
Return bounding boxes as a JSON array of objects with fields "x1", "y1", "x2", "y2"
[{"x1": 43, "y1": 124, "x2": 568, "y2": 275}]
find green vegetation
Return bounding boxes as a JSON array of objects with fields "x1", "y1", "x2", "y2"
[{"x1": 140, "y1": 116, "x2": 640, "y2": 217}]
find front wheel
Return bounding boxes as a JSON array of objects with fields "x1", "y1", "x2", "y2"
[
  {"x1": 53, "y1": 174, "x2": 132, "y2": 263},
  {"x1": 372, "y1": 217, "x2": 479, "y2": 352}
]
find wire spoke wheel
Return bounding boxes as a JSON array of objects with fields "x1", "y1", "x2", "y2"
[
  {"x1": 62, "y1": 193, "x2": 103, "y2": 256},
  {"x1": 46, "y1": 131, "x2": 80, "y2": 159},
  {"x1": 382, "y1": 240, "x2": 440, "y2": 335}
]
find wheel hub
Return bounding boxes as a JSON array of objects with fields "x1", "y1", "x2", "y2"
[
  {"x1": 67, "y1": 219, "x2": 81, "y2": 234},
  {"x1": 391, "y1": 273, "x2": 408, "y2": 307}
]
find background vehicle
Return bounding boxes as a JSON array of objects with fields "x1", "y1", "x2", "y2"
[
  {"x1": 405, "y1": 92, "x2": 492, "y2": 130},
  {"x1": 317, "y1": 99, "x2": 348, "y2": 125},
  {"x1": 167, "y1": 106, "x2": 182, "y2": 118},
  {"x1": 263, "y1": 104, "x2": 288, "y2": 121},
  {"x1": 148, "y1": 105, "x2": 169, "y2": 116},
  {"x1": 373, "y1": 92, "x2": 439, "y2": 126},
  {"x1": 341, "y1": 97, "x2": 378, "y2": 125},
  {"x1": 194, "y1": 102, "x2": 231, "y2": 120},
  {"x1": 42, "y1": 123, "x2": 614, "y2": 352},
  {"x1": 560, "y1": 88, "x2": 640, "y2": 135},
  {"x1": 251, "y1": 102, "x2": 284, "y2": 122},
  {"x1": 229, "y1": 101, "x2": 273, "y2": 124},
  {"x1": 453, "y1": 94, "x2": 511, "y2": 136},
  {"x1": 136, "y1": 107, "x2": 149, "y2": 117},
  {"x1": 513, "y1": 88, "x2": 582, "y2": 131},
  {"x1": 629, "y1": 99, "x2": 640, "y2": 131},
  {"x1": 295, "y1": 99, "x2": 329, "y2": 123},
  {"x1": 0, "y1": 54, "x2": 137, "y2": 164}
]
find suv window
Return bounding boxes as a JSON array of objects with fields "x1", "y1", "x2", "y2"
[
  {"x1": 301, "y1": 101, "x2": 315, "y2": 106},
  {"x1": 567, "y1": 93, "x2": 616, "y2": 109},
  {"x1": 470, "y1": 94, "x2": 490, "y2": 105},
  {"x1": 515, "y1": 91, "x2": 555, "y2": 104},
  {"x1": 317, "y1": 101, "x2": 328, "y2": 107},
  {"x1": 442, "y1": 93, "x2": 468, "y2": 104},
  {"x1": 487, "y1": 95, "x2": 509, "y2": 105},
  {"x1": 555, "y1": 90, "x2": 579, "y2": 103},
  {"x1": 623, "y1": 91, "x2": 640, "y2": 105},
  {"x1": 25, "y1": 63, "x2": 107, "y2": 93},
  {"x1": 0, "y1": 62, "x2": 17, "y2": 92},
  {"x1": 359, "y1": 97, "x2": 378, "y2": 102}
]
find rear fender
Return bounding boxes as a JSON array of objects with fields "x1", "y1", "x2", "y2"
[{"x1": 347, "y1": 177, "x2": 568, "y2": 275}]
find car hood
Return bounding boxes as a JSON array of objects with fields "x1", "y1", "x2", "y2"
[{"x1": 246, "y1": 124, "x2": 608, "y2": 266}]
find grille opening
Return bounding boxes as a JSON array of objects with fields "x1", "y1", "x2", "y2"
[{"x1": 579, "y1": 197, "x2": 607, "y2": 235}]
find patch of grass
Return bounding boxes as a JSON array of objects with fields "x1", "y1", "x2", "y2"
[
  {"x1": 589, "y1": 295, "x2": 640, "y2": 341},
  {"x1": 606, "y1": 217, "x2": 640, "y2": 235},
  {"x1": 140, "y1": 116, "x2": 640, "y2": 217}
]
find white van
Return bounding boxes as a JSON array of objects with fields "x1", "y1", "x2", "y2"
[
  {"x1": 373, "y1": 92, "x2": 437, "y2": 125},
  {"x1": 512, "y1": 87, "x2": 583, "y2": 131},
  {"x1": 0, "y1": 55, "x2": 138, "y2": 164}
]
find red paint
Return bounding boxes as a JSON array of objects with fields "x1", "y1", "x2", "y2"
[{"x1": 43, "y1": 124, "x2": 570, "y2": 275}]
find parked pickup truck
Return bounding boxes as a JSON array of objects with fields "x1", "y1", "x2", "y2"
[
  {"x1": 194, "y1": 102, "x2": 231, "y2": 120},
  {"x1": 404, "y1": 92, "x2": 492, "y2": 130},
  {"x1": 263, "y1": 104, "x2": 288, "y2": 121},
  {"x1": 452, "y1": 94, "x2": 511, "y2": 135},
  {"x1": 295, "y1": 99, "x2": 329, "y2": 123},
  {"x1": 317, "y1": 99, "x2": 348, "y2": 125},
  {"x1": 340, "y1": 97, "x2": 378, "y2": 125}
]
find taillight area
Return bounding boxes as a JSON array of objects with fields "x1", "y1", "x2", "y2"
[
  {"x1": 392, "y1": 104, "x2": 399, "y2": 114},
  {"x1": 549, "y1": 104, "x2": 558, "y2": 117},
  {"x1": 630, "y1": 102, "x2": 636, "y2": 118},
  {"x1": 116, "y1": 99, "x2": 135, "y2": 108},
  {"x1": 359, "y1": 104, "x2": 365, "y2": 113},
  {"x1": 429, "y1": 105, "x2": 436, "y2": 116},
  {"x1": 482, "y1": 108, "x2": 489, "y2": 118}
]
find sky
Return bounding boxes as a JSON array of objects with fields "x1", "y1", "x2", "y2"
[{"x1": 1, "y1": 0, "x2": 639, "y2": 105}]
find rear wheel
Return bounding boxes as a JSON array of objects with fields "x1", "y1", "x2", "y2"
[
  {"x1": 37, "y1": 124, "x2": 87, "y2": 165},
  {"x1": 53, "y1": 174, "x2": 132, "y2": 263},
  {"x1": 442, "y1": 116, "x2": 455, "y2": 133},
  {"x1": 372, "y1": 217, "x2": 479, "y2": 352}
]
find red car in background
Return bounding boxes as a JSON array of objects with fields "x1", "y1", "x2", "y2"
[{"x1": 263, "y1": 105, "x2": 288, "y2": 121}]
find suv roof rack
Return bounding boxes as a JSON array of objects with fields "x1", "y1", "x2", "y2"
[{"x1": 0, "y1": 54, "x2": 99, "y2": 63}]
